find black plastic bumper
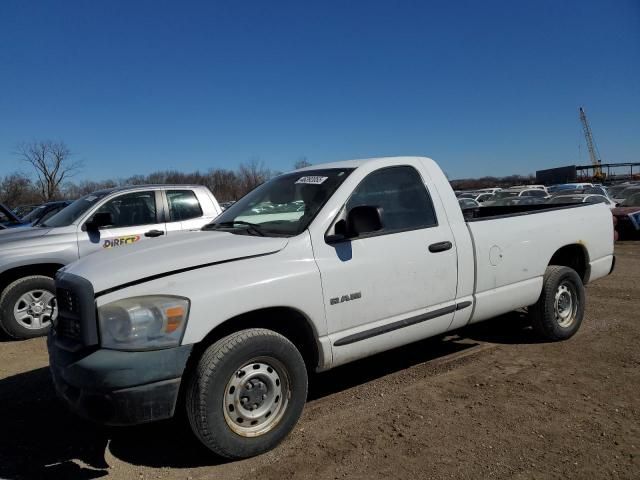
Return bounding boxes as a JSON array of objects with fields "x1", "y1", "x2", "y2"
[{"x1": 48, "y1": 333, "x2": 192, "y2": 426}]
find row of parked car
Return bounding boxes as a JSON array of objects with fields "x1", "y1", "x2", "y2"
[
  {"x1": 0, "y1": 200, "x2": 73, "y2": 230},
  {"x1": 455, "y1": 181, "x2": 640, "y2": 238}
]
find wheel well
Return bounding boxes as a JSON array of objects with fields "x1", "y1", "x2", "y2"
[
  {"x1": 0, "y1": 264, "x2": 64, "y2": 294},
  {"x1": 187, "y1": 307, "x2": 320, "y2": 372},
  {"x1": 548, "y1": 244, "x2": 590, "y2": 283}
]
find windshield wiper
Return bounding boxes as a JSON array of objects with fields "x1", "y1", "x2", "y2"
[{"x1": 203, "y1": 221, "x2": 266, "y2": 236}]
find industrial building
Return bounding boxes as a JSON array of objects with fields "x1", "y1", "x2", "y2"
[{"x1": 536, "y1": 162, "x2": 640, "y2": 185}]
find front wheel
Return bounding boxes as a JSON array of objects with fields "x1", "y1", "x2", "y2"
[
  {"x1": 185, "y1": 328, "x2": 308, "y2": 459},
  {"x1": 528, "y1": 266, "x2": 585, "y2": 341},
  {"x1": 0, "y1": 275, "x2": 57, "y2": 339}
]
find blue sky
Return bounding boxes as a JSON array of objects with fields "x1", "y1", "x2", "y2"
[{"x1": 0, "y1": 0, "x2": 638, "y2": 180}]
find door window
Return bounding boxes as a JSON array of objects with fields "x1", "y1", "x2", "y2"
[
  {"x1": 167, "y1": 190, "x2": 203, "y2": 221},
  {"x1": 346, "y1": 166, "x2": 437, "y2": 233},
  {"x1": 94, "y1": 191, "x2": 157, "y2": 228}
]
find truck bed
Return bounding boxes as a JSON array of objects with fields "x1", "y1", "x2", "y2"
[
  {"x1": 461, "y1": 201, "x2": 614, "y2": 326},
  {"x1": 465, "y1": 202, "x2": 590, "y2": 222}
]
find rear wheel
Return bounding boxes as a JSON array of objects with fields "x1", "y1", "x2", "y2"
[
  {"x1": 0, "y1": 276, "x2": 57, "y2": 339},
  {"x1": 185, "y1": 328, "x2": 308, "y2": 459},
  {"x1": 529, "y1": 266, "x2": 585, "y2": 341}
]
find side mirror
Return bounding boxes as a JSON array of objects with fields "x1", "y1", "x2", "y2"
[
  {"x1": 85, "y1": 212, "x2": 113, "y2": 231},
  {"x1": 325, "y1": 206, "x2": 383, "y2": 244}
]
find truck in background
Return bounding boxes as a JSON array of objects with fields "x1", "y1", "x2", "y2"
[{"x1": 0, "y1": 185, "x2": 221, "y2": 338}]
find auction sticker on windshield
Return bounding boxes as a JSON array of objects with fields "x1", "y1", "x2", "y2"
[{"x1": 296, "y1": 176, "x2": 328, "y2": 185}]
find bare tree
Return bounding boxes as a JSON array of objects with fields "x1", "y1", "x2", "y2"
[
  {"x1": 294, "y1": 157, "x2": 312, "y2": 169},
  {"x1": 237, "y1": 158, "x2": 271, "y2": 194},
  {"x1": 0, "y1": 173, "x2": 40, "y2": 207},
  {"x1": 206, "y1": 168, "x2": 240, "y2": 201},
  {"x1": 63, "y1": 179, "x2": 118, "y2": 198},
  {"x1": 16, "y1": 140, "x2": 83, "y2": 201}
]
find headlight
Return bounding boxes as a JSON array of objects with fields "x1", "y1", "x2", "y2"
[{"x1": 98, "y1": 296, "x2": 190, "y2": 350}]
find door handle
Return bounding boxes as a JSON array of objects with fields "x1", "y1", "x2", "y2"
[
  {"x1": 144, "y1": 229, "x2": 165, "y2": 238},
  {"x1": 429, "y1": 241, "x2": 452, "y2": 253}
]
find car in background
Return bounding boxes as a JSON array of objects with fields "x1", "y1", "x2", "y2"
[
  {"x1": 583, "y1": 186, "x2": 610, "y2": 198},
  {"x1": 458, "y1": 198, "x2": 480, "y2": 209},
  {"x1": 549, "y1": 185, "x2": 611, "y2": 198},
  {"x1": 482, "y1": 188, "x2": 549, "y2": 206},
  {"x1": 219, "y1": 200, "x2": 236, "y2": 210},
  {"x1": 456, "y1": 191, "x2": 475, "y2": 198},
  {"x1": 607, "y1": 183, "x2": 638, "y2": 200},
  {"x1": 20, "y1": 200, "x2": 73, "y2": 226},
  {"x1": 458, "y1": 198, "x2": 480, "y2": 219},
  {"x1": 0, "y1": 204, "x2": 25, "y2": 229},
  {"x1": 548, "y1": 182, "x2": 593, "y2": 193},
  {"x1": 474, "y1": 192, "x2": 494, "y2": 203},
  {"x1": 612, "y1": 186, "x2": 640, "y2": 205},
  {"x1": 510, "y1": 184, "x2": 548, "y2": 192},
  {"x1": 612, "y1": 192, "x2": 640, "y2": 239},
  {"x1": 489, "y1": 197, "x2": 546, "y2": 207},
  {"x1": 475, "y1": 187, "x2": 502, "y2": 195},
  {"x1": 457, "y1": 192, "x2": 494, "y2": 204},
  {"x1": 547, "y1": 194, "x2": 617, "y2": 210},
  {"x1": 12, "y1": 204, "x2": 39, "y2": 218}
]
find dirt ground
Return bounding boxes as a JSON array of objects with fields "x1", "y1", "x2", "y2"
[{"x1": 0, "y1": 243, "x2": 638, "y2": 480}]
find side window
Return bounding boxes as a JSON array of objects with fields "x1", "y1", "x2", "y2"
[
  {"x1": 347, "y1": 166, "x2": 437, "y2": 232},
  {"x1": 166, "y1": 190, "x2": 203, "y2": 221},
  {"x1": 95, "y1": 191, "x2": 157, "y2": 228},
  {"x1": 530, "y1": 190, "x2": 547, "y2": 198}
]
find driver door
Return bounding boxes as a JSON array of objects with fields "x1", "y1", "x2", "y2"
[
  {"x1": 77, "y1": 190, "x2": 167, "y2": 258},
  {"x1": 312, "y1": 165, "x2": 459, "y2": 365}
]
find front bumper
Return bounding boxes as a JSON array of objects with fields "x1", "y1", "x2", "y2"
[{"x1": 48, "y1": 332, "x2": 192, "y2": 426}]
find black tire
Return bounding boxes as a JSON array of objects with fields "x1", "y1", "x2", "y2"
[
  {"x1": 185, "y1": 328, "x2": 308, "y2": 459},
  {"x1": 529, "y1": 266, "x2": 585, "y2": 341},
  {"x1": 0, "y1": 275, "x2": 56, "y2": 339}
]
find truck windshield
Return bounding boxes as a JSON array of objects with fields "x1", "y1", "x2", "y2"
[
  {"x1": 205, "y1": 168, "x2": 354, "y2": 236},
  {"x1": 40, "y1": 192, "x2": 109, "y2": 228}
]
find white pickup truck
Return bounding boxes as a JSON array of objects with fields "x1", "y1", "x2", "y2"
[{"x1": 48, "y1": 157, "x2": 615, "y2": 459}]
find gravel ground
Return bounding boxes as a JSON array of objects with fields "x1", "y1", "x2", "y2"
[{"x1": 0, "y1": 242, "x2": 638, "y2": 480}]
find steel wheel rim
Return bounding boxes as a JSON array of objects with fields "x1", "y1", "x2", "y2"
[
  {"x1": 223, "y1": 357, "x2": 290, "y2": 437},
  {"x1": 13, "y1": 289, "x2": 57, "y2": 330},
  {"x1": 554, "y1": 281, "x2": 578, "y2": 328}
]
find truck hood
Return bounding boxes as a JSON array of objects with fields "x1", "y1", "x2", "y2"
[
  {"x1": 0, "y1": 225, "x2": 51, "y2": 243},
  {"x1": 65, "y1": 230, "x2": 289, "y2": 294}
]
